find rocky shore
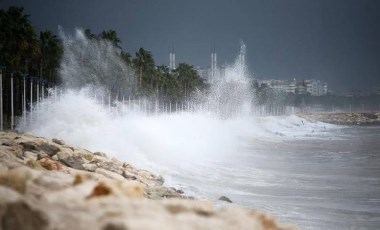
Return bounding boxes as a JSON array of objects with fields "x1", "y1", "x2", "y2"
[
  {"x1": 298, "y1": 112, "x2": 380, "y2": 126},
  {"x1": 0, "y1": 131, "x2": 297, "y2": 230}
]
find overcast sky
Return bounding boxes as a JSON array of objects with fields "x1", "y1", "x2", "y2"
[{"x1": 1, "y1": 0, "x2": 379, "y2": 92}]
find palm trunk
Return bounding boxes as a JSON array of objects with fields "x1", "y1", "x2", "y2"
[
  {"x1": 49, "y1": 69, "x2": 52, "y2": 84},
  {"x1": 40, "y1": 60, "x2": 43, "y2": 78},
  {"x1": 139, "y1": 65, "x2": 142, "y2": 89}
]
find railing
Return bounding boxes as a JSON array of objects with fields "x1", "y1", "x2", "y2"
[
  {"x1": 0, "y1": 68, "x2": 53, "y2": 130},
  {"x1": 2, "y1": 68, "x2": 378, "y2": 130}
]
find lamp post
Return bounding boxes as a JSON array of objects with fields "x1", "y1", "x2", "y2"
[
  {"x1": 10, "y1": 72, "x2": 14, "y2": 130},
  {"x1": 36, "y1": 78, "x2": 40, "y2": 108},
  {"x1": 0, "y1": 66, "x2": 3, "y2": 130},
  {"x1": 30, "y1": 76, "x2": 33, "y2": 111},
  {"x1": 21, "y1": 74, "x2": 27, "y2": 124},
  {"x1": 41, "y1": 80, "x2": 45, "y2": 102}
]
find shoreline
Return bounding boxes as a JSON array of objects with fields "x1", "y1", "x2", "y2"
[
  {"x1": 0, "y1": 131, "x2": 297, "y2": 230},
  {"x1": 298, "y1": 112, "x2": 380, "y2": 126}
]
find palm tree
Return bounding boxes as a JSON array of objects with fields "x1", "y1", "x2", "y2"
[
  {"x1": 157, "y1": 65, "x2": 181, "y2": 100},
  {"x1": 120, "y1": 51, "x2": 132, "y2": 66},
  {"x1": 174, "y1": 63, "x2": 205, "y2": 98},
  {"x1": 38, "y1": 30, "x2": 62, "y2": 84},
  {"x1": 38, "y1": 30, "x2": 62, "y2": 83},
  {"x1": 100, "y1": 30, "x2": 121, "y2": 49},
  {"x1": 133, "y1": 48, "x2": 155, "y2": 90},
  {"x1": 84, "y1": 28, "x2": 97, "y2": 40},
  {"x1": 0, "y1": 6, "x2": 37, "y2": 72}
]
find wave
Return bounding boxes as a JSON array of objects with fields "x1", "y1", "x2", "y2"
[{"x1": 17, "y1": 88, "x2": 337, "y2": 170}]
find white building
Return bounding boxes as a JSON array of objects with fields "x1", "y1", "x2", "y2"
[
  {"x1": 196, "y1": 66, "x2": 225, "y2": 83},
  {"x1": 258, "y1": 79, "x2": 297, "y2": 94},
  {"x1": 257, "y1": 79, "x2": 327, "y2": 96},
  {"x1": 304, "y1": 80, "x2": 327, "y2": 96},
  {"x1": 196, "y1": 51, "x2": 225, "y2": 83}
]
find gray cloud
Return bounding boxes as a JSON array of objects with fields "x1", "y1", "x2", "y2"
[{"x1": 1, "y1": 0, "x2": 379, "y2": 92}]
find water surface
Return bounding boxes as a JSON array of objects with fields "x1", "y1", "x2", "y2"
[{"x1": 163, "y1": 125, "x2": 380, "y2": 230}]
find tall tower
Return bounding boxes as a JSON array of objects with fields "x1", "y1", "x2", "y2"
[
  {"x1": 169, "y1": 48, "x2": 176, "y2": 70},
  {"x1": 211, "y1": 51, "x2": 217, "y2": 82}
]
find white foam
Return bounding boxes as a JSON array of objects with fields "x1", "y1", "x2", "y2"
[{"x1": 18, "y1": 89, "x2": 337, "y2": 170}]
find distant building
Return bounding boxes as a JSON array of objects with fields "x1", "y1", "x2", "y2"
[
  {"x1": 169, "y1": 49, "x2": 176, "y2": 70},
  {"x1": 196, "y1": 66, "x2": 225, "y2": 83},
  {"x1": 296, "y1": 80, "x2": 307, "y2": 95},
  {"x1": 195, "y1": 67, "x2": 209, "y2": 80},
  {"x1": 304, "y1": 79, "x2": 327, "y2": 96},
  {"x1": 261, "y1": 79, "x2": 297, "y2": 94},
  {"x1": 257, "y1": 79, "x2": 327, "y2": 96},
  {"x1": 196, "y1": 51, "x2": 226, "y2": 83},
  {"x1": 372, "y1": 86, "x2": 380, "y2": 95}
]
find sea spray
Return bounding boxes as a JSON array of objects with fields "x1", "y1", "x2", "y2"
[
  {"x1": 193, "y1": 41, "x2": 254, "y2": 118},
  {"x1": 59, "y1": 28, "x2": 135, "y2": 96},
  {"x1": 17, "y1": 29, "x2": 334, "y2": 173}
]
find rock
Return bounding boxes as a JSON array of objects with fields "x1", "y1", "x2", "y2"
[
  {"x1": 23, "y1": 151, "x2": 38, "y2": 161},
  {"x1": 170, "y1": 187, "x2": 184, "y2": 194},
  {"x1": 0, "y1": 186, "x2": 22, "y2": 203},
  {"x1": 0, "y1": 167, "x2": 34, "y2": 194},
  {"x1": 19, "y1": 141, "x2": 59, "y2": 157},
  {"x1": 38, "y1": 142, "x2": 60, "y2": 156},
  {"x1": 52, "y1": 138, "x2": 65, "y2": 145},
  {"x1": 91, "y1": 155, "x2": 112, "y2": 164},
  {"x1": 87, "y1": 182, "x2": 113, "y2": 198},
  {"x1": 0, "y1": 144, "x2": 23, "y2": 159},
  {"x1": 0, "y1": 164, "x2": 8, "y2": 173},
  {"x1": 59, "y1": 155, "x2": 85, "y2": 170},
  {"x1": 299, "y1": 112, "x2": 380, "y2": 126},
  {"x1": 103, "y1": 222, "x2": 128, "y2": 230},
  {"x1": 51, "y1": 154, "x2": 59, "y2": 161},
  {"x1": 87, "y1": 180, "x2": 144, "y2": 199},
  {"x1": 218, "y1": 196, "x2": 233, "y2": 203},
  {"x1": 73, "y1": 174, "x2": 84, "y2": 185},
  {"x1": 121, "y1": 182, "x2": 145, "y2": 199},
  {"x1": 39, "y1": 158, "x2": 63, "y2": 171},
  {"x1": 93, "y1": 160, "x2": 123, "y2": 175},
  {"x1": 37, "y1": 152, "x2": 49, "y2": 160},
  {"x1": 19, "y1": 141, "x2": 38, "y2": 151},
  {"x1": 95, "y1": 168, "x2": 125, "y2": 181},
  {"x1": 76, "y1": 149, "x2": 94, "y2": 161},
  {"x1": 1, "y1": 140, "x2": 16, "y2": 147},
  {"x1": 146, "y1": 186, "x2": 184, "y2": 200},
  {"x1": 154, "y1": 175, "x2": 165, "y2": 185},
  {"x1": 26, "y1": 160, "x2": 42, "y2": 169},
  {"x1": 94, "y1": 151, "x2": 107, "y2": 157},
  {"x1": 31, "y1": 171, "x2": 73, "y2": 191},
  {"x1": 163, "y1": 199, "x2": 214, "y2": 216},
  {"x1": 1, "y1": 201, "x2": 49, "y2": 230},
  {"x1": 82, "y1": 163, "x2": 98, "y2": 172},
  {"x1": 57, "y1": 151, "x2": 85, "y2": 170},
  {"x1": 122, "y1": 170, "x2": 137, "y2": 180}
]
